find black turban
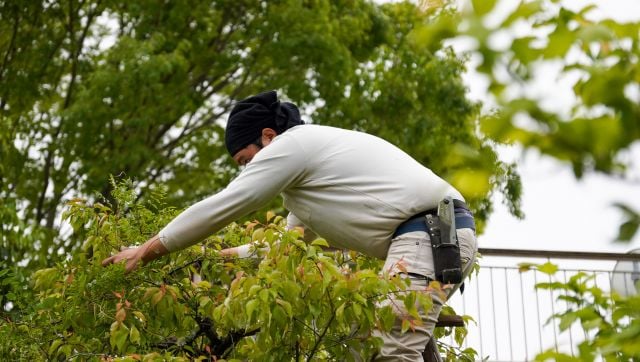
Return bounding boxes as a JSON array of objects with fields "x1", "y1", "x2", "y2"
[{"x1": 225, "y1": 90, "x2": 304, "y2": 156}]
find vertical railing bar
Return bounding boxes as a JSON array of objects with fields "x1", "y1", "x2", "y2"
[
  {"x1": 462, "y1": 279, "x2": 468, "y2": 350},
  {"x1": 563, "y1": 270, "x2": 574, "y2": 357},
  {"x1": 534, "y1": 271, "x2": 543, "y2": 353},
  {"x1": 548, "y1": 266, "x2": 559, "y2": 353},
  {"x1": 592, "y1": 270, "x2": 602, "y2": 343},
  {"x1": 504, "y1": 268, "x2": 514, "y2": 361},
  {"x1": 623, "y1": 271, "x2": 628, "y2": 295},
  {"x1": 607, "y1": 270, "x2": 614, "y2": 296},
  {"x1": 625, "y1": 270, "x2": 631, "y2": 296},
  {"x1": 608, "y1": 271, "x2": 617, "y2": 319},
  {"x1": 519, "y1": 271, "x2": 529, "y2": 361},
  {"x1": 476, "y1": 268, "x2": 484, "y2": 360},
  {"x1": 490, "y1": 267, "x2": 499, "y2": 359}
]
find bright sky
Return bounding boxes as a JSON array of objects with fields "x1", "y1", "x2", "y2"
[
  {"x1": 457, "y1": 0, "x2": 640, "y2": 256},
  {"x1": 479, "y1": 145, "x2": 640, "y2": 253}
]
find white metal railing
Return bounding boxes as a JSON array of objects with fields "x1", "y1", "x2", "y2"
[{"x1": 443, "y1": 248, "x2": 640, "y2": 362}]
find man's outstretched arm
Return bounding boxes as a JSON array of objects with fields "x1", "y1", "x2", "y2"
[
  {"x1": 101, "y1": 135, "x2": 307, "y2": 272},
  {"x1": 101, "y1": 234, "x2": 170, "y2": 273}
]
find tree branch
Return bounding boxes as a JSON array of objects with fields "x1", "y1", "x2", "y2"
[
  {"x1": 307, "y1": 283, "x2": 336, "y2": 361},
  {"x1": 0, "y1": 5, "x2": 20, "y2": 87}
]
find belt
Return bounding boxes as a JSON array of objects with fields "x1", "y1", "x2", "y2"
[{"x1": 393, "y1": 200, "x2": 476, "y2": 238}]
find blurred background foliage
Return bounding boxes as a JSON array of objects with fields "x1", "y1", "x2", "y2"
[
  {"x1": 0, "y1": 0, "x2": 519, "y2": 276},
  {"x1": 425, "y1": 0, "x2": 640, "y2": 242},
  {"x1": 411, "y1": 0, "x2": 640, "y2": 241}
]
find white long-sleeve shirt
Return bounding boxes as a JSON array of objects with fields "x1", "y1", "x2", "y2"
[{"x1": 159, "y1": 125, "x2": 462, "y2": 259}]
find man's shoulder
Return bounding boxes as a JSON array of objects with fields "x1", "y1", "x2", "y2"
[
  {"x1": 286, "y1": 124, "x2": 364, "y2": 140},
  {"x1": 288, "y1": 124, "x2": 340, "y2": 134}
]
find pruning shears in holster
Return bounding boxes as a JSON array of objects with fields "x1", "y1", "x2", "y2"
[{"x1": 426, "y1": 196, "x2": 463, "y2": 284}]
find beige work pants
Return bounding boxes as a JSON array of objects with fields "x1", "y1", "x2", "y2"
[{"x1": 373, "y1": 228, "x2": 477, "y2": 361}]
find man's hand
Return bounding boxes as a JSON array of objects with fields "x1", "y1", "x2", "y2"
[
  {"x1": 101, "y1": 234, "x2": 169, "y2": 273},
  {"x1": 101, "y1": 247, "x2": 143, "y2": 273},
  {"x1": 218, "y1": 247, "x2": 239, "y2": 258}
]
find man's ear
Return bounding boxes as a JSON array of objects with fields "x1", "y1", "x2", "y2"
[{"x1": 261, "y1": 128, "x2": 277, "y2": 146}]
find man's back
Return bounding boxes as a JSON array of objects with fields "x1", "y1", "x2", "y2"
[{"x1": 260, "y1": 125, "x2": 462, "y2": 258}]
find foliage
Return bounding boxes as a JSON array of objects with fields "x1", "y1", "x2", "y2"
[
  {"x1": 413, "y1": 0, "x2": 640, "y2": 239},
  {"x1": 614, "y1": 203, "x2": 640, "y2": 243},
  {"x1": 0, "y1": 181, "x2": 476, "y2": 361},
  {"x1": 450, "y1": 1, "x2": 640, "y2": 177},
  {"x1": 519, "y1": 262, "x2": 640, "y2": 361},
  {"x1": 0, "y1": 0, "x2": 513, "y2": 273}
]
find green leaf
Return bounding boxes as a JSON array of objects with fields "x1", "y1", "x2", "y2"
[
  {"x1": 501, "y1": 1, "x2": 544, "y2": 27},
  {"x1": 352, "y1": 303, "x2": 362, "y2": 318},
  {"x1": 249, "y1": 284, "x2": 262, "y2": 296},
  {"x1": 309, "y1": 302, "x2": 321, "y2": 318},
  {"x1": 615, "y1": 207, "x2": 640, "y2": 242},
  {"x1": 536, "y1": 281, "x2": 566, "y2": 290},
  {"x1": 259, "y1": 288, "x2": 270, "y2": 302},
  {"x1": 109, "y1": 321, "x2": 129, "y2": 351},
  {"x1": 518, "y1": 262, "x2": 536, "y2": 273},
  {"x1": 48, "y1": 339, "x2": 63, "y2": 356},
  {"x1": 576, "y1": 24, "x2": 614, "y2": 43},
  {"x1": 511, "y1": 36, "x2": 539, "y2": 64},
  {"x1": 133, "y1": 311, "x2": 147, "y2": 323},
  {"x1": 130, "y1": 325, "x2": 141, "y2": 345},
  {"x1": 246, "y1": 299, "x2": 259, "y2": 320},
  {"x1": 581, "y1": 317, "x2": 602, "y2": 330},
  {"x1": 454, "y1": 326, "x2": 468, "y2": 346},
  {"x1": 276, "y1": 298, "x2": 293, "y2": 318},
  {"x1": 252, "y1": 228, "x2": 265, "y2": 242},
  {"x1": 59, "y1": 345, "x2": 72, "y2": 358},
  {"x1": 538, "y1": 262, "x2": 559, "y2": 275},
  {"x1": 336, "y1": 302, "x2": 346, "y2": 319},
  {"x1": 266, "y1": 210, "x2": 275, "y2": 222},
  {"x1": 559, "y1": 312, "x2": 578, "y2": 331},
  {"x1": 535, "y1": 350, "x2": 581, "y2": 362},
  {"x1": 450, "y1": 169, "x2": 492, "y2": 198},
  {"x1": 353, "y1": 293, "x2": 367, "y2": 305},
  {"x1": 311, "y1": 238, "x2": 329, "y2": 248},
  {"x1": 403, "y1": 292, "x2": 417, "y2": 315},
  {"x1": 151, "y1": 290, "x2": 164, "y2": 306},
  {"x1": 543, "y1": 23, "x2": 574, "y2": 58},
  {"x1": 401, "y1": 319, "x2": 411, "y2": 334},
  {"x1": 379, "y1": 306, "x2": 396, "y2": 331},
  {"x1": 471, "y1": 0, "x2": 497, "y2": 16}
]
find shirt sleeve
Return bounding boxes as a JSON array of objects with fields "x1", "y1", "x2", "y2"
[
  {"x1": 158, "y1": 134, "x2": 307, "y2": 252},
  {"x1": 285, "y1": 211, "x2": 321, "y2": 243},
  {"x1": 285, "y1": 212, "x2": 305, "y2": 230}
]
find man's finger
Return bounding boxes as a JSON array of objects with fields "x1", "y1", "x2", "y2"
[{"x1": 101, "y1": 255, "x2": 115, "y2": 266}]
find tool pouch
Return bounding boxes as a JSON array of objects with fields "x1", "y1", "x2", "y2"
[{"x1": 426, "y1": 197, "x2": 463, "y2": 284}]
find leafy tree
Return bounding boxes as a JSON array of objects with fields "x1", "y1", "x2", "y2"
[
  {"x1": 0, "y1": 181, "x2": 476, "y2": 361},
  {"x1": 1, "y1": 0, "x2": 533, "y2": 360},
  {"x1": 0, "y1": 0, "x2": 514, "y2": 275}
]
